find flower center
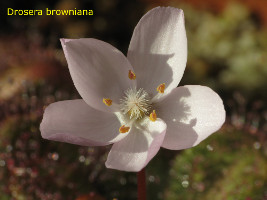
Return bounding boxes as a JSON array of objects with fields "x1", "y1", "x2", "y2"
[
  {"x1": 120, "y1": 88, "x2": 151, "y2": 120},
  {"x1": 102, "y1": 70, "x2": 166, "y2": 133}
]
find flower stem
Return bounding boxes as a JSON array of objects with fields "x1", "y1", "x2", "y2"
[{"x1": 137, "y1": 168, "x2": 146, "y2": 200}]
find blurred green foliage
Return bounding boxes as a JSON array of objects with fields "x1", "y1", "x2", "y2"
[
  {"x1": 181, "y1": 3, "x2": 267, "y2": 99},
  {"x1": 164, "y1": 129, "x2": 266, "y2": 200}
]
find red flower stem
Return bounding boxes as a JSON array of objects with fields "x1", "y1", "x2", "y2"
[{"x1": 137, "y1": 168, "x2": 146, "y2": 200}]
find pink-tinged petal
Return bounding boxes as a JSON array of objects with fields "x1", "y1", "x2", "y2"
[
  {"x1": 40, "y1": 100, "x2": 128, "y2": 146},
  {"x1": 105, "y1": 118, "x2": 166, "y2": 172},
  {"x1": 156, "y1": 85, "x2": 225, "y2": 150},
  {"x1": 61, "y1": 38, "x2": 136, "y2": 113},
  {"x1": 127, "y1": 7, "x2": 187, "y2": 101}
]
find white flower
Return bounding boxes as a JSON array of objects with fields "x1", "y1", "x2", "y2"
[{"x1": 40, "y1": 7, "x2": 225, "y2": 172}]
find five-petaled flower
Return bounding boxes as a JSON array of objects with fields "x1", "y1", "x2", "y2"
[{"x1": 40, "y1": 7, "x2": 225, "y2": 172}]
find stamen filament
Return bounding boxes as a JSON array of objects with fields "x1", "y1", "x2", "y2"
[{"x1": 120, "y1": 88, "x2": 151, "y2": 119}]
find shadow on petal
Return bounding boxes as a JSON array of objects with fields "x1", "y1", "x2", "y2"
[
  {"x1": 128, "y1": 52, "x2": 176, "y2": 99},
  {"x1": 156, "y1": 87, "x2": 199, "y2": 150}
]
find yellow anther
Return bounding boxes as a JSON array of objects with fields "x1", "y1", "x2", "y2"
[
  {"x1": 103, "y1": 98, "x2": 112, "y2": 106},
  {"x1": 119, "y1": 125, "x2": 130, "y2": 133},
  {"x1": 157, "y1": 83, "x2": 165, "y2": 93},
  {"x1": 128, "y1": 70, "x2": 136, "y2": 80},
  {"x1": 149, "y1": 110, "x2": 157, "y2": 122}
]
